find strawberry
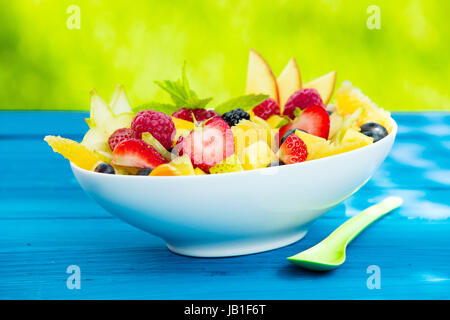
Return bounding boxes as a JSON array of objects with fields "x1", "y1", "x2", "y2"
[
  {"x1": 279, "y1": 105, "x2": 330, "y2": 141},
  {"x1": 278, "y1": 134, "x2": 308, "y2": 164},
  {"x1": 112, "y1": 139, "x2": 168, "y2": 169},
  {"x1": 181, "y1": 117, "x2": 234, "y2": 172},
  {"x1": 172, "y1": 135, "x2": 185, "y2": 156}
]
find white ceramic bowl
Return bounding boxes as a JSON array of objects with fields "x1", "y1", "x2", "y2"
[{"x1": 71, "y1": 120, "x2": 397, "y2": 257}]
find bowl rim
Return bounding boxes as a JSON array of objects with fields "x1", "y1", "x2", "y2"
[{"x1": 71, "y1": 117, "x2": 398, "y2": 179}]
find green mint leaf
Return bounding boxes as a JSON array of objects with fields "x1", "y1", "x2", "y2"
[
  {"x1": 184, "y1": 97, "x2": 213, "y2": 109},
  {"x1": 133, "y1": 102, "x2": 178, "y2": 115},
  {"x1": 154, "y1": 64, "x2": 205, "y2": 108},
  {"x1": 214, "y1": 94, "x2": 269, "y2": 114},
  {"x1": 154, "y1": 80, "x2": 187, "y2": 107}
]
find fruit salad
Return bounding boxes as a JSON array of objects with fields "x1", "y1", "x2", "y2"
[{"x1": 45, "y1": 50, "x2": 393, "y2": 176}]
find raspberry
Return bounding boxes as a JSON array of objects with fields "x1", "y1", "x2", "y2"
[
  {"x1": 131, "y1": 110, "x2": 175, "y2": 150},
  {"x1": 172, "y1": 108, "x2": 220, "y2": 122},
  {"x1": 221, "y1": 108, "x2": 250, "y2": 127},
  {"x1": 283, "y1": 88, "x2": 324, "y2": 119},
  {"x1": 252, "y1": 98, "x2": 280, "y2": 120},
  {"x1": 108, "y1": 128, "x2": 136, "y2": 152}
]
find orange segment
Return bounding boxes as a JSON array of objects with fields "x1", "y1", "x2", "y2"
[
  {"x1": 44, "y1": 135, "x2": 101, "y2": 170},
  {"x1": 150, "y1": 164, "x2": 181, "y2": 176},
  {"x1": 150, "y1": 154, "x2": 195, "y2": 176}
]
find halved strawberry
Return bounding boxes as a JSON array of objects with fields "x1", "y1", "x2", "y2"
[
  {"x1": 181, "y1": 117, "x2": 234, "y2": 172},
  {"x1": 278, "y1": 134, "x2": 308, "y2": 164},
  {"x1": 112, "y1": 139, "x2": 168, "y2": 169},
  {"x1": 279, "y1": 105, "x2": 330, "y2": 141}
]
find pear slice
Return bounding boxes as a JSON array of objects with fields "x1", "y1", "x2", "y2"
[
  {"x1": 277, "y1": 57, "x2": 302, "y2": 113},
  {"x1": 245, "y1": 49, "x2": 279, "y2": 103},
  {"x1": 110, "y1": 84, "x2": 133, "y2": 115},
  {"x1": 303, "y1": 71, "x2": 337, "y2": 105}
]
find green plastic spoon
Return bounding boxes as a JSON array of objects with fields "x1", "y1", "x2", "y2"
[{"x1": 287, "y1": 197, "x2": 403, "y2": 271}]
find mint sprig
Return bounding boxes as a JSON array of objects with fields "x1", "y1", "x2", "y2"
[
  {"x1": 133, "y1": 64, "x2": 269, "y2": 116},
  {"x1": 214, "y1": 94, "x2": 269, "y2": 114},
  {"x1": 154, "y1": 63, "x2": 213, "y2": 108}
]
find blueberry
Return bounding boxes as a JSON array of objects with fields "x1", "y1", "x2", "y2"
[
  {"x1": 94, "y1": 163, "x2": 115, "y2": 174},
  {"x1": 360, "y1": 122, "x2": 388, "y2": 142},
  {"x1": 267, "y1": 161, "x2": 285, "y2": 167},
  {"x1": 280, "y1": 128, "x2": 306, "y2": 146},
  {"x1": 136, "y1": 168, "x2": 153, "y2": 176}
]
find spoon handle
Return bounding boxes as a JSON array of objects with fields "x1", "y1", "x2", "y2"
[{"x1": 322, "y1": 197, "x2": 403, "y2": 247}]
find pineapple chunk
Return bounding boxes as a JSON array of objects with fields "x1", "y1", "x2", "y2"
[
  {"x1": 194, "y1": 167, "x2": 207, "y2": 175},
  {"x1": 241, "y1": 141, "x2": 276, "y2": 170},
  {"x1": 210, "y1": 154, "x2": 244, "y2": 174},
  {"x1": 266, "y1": 115, "x2": 288, "y2": 129},
  {"x1": 328, "y1": 112, "x2": 344, "y2": 140},
  {"x1": 295, "y1": 131, "x2": 332, "y2": 160},
  {"x1": 170, "y1": 154, "x2": 195, "y2": 175},
  {"x1": 295, "y1": 128, "x2": 373, "y2": 160},
  {"x1": 172, "y1": 117, "x2": 194, "y2": 131}
]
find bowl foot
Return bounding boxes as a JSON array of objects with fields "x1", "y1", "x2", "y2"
[{"x1": 166, "y1": 229, "x2": 308, "y2": 258}]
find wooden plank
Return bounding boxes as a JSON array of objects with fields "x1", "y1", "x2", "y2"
[{"x1": 0, "y1": 218, "x2": 448, "y2": 299}]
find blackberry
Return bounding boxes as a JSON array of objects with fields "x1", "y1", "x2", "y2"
[{"x1": 221, "y1": 108, "x2": 250, "y2": 127}]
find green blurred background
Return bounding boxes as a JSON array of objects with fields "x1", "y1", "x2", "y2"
[{"x1": 0, "y1": 0, "x2": 448, "y2": 111}]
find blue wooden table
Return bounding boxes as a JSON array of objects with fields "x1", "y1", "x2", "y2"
[{"x1": 0, "y1": 111, "x2": 449, "y2": 300}]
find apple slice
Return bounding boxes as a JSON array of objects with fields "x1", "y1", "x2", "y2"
[
  {"x1": 277, "y1": 57, "x2": 302, "y2": 114},
  {"x1": 245, "y1": 49, "x2": 279, "y2": 103},
  {"x1": 303, "y1": 71, "x2": 337, "y2": 105}
]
